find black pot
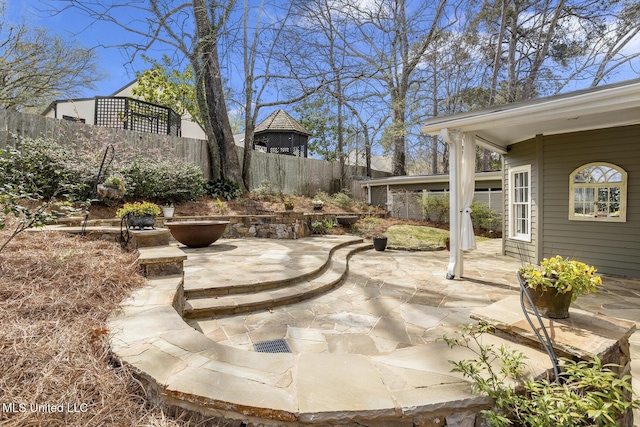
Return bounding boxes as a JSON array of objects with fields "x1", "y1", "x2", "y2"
[
  {"x1": 126, "y1": 212, "x2": 156, "y2": 230},
  {"x1": 373, "y1": 236, "x2": 387, "y2": 251}
]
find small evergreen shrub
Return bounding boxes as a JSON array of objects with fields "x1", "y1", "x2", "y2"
[
  {"x1": 331, "y1": 192, "x2": 355, "y2": 210},
  {"x1": 250, "y1": 180, "x2": 282, "y2": 200},
  {"x1": 205, "y1": 178, "x2": 242, "y2": 200},
  {"x1": 421, "y1": 194, "x2": 449, "y2": 222},
  {"x1": 117, "y1": 158, "x2": 205, "y2": 203},
  {"x1": 0, "y1": 137, "x2": 93, "y2": 200},
  {"x1": 470, "y1": 201, "x2": 502, "y2": 231}
]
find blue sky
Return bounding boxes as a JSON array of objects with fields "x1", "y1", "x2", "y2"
[{"x1": 6, "y1": 0, "x2": 158, "y2": 97}]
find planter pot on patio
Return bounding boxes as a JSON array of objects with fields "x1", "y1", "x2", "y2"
[
  {"x1": 373, "y1": 236, "x2": 387, "y2": 252},
  {"x1": 161, "y1": 206, "x2": 175, "y2": 219},
  {"x1": 165, "y1": 221, "x2": 229, "y2": 248},
  {"x1": 519, "y1": 272, "x2": 573, "y2": 319},
  {"x1": 127, "y1": 213, "x2": 156, "y2": 230}
]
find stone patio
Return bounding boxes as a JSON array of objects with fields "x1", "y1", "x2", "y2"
[{"x1": 107, "y1": 236, "x2": 640, "y2": 426}]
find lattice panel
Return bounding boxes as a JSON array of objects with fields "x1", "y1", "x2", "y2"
[{"x1": 95, "y1": 97, "x2": 180, "y2": 136}]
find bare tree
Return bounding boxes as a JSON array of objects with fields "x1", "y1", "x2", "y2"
[
  {"x1": 334, "y1": 0, "x2": 452, "y2": 176},
  {"x1": 472, "y1": 0, "x2": 640, "y2": 101},
  {"x1": 51, "y1": 0, "x2": 246, "y2": 189},
  {"x1": 0, "y1": 6, "x2": 100, "y2": 113}
]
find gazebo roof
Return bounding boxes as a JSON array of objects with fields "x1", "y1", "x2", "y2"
[{"x1": 255, "y1": 110, "x2": 311, "y2": 135}]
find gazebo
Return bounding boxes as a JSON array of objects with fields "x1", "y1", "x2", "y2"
[{"x1": 253, "y1": 110, "x2": 311, "y2": 157}]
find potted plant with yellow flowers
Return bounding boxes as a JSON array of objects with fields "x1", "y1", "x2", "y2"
[
  {"x1": 116, "y1": 201, "x2": 162, "y2": 230},
  {"x1": 518, "y1": 256, "x2": 602, "y2": 319}
]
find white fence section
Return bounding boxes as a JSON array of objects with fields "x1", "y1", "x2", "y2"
[{"x1": 388, "y1": 189, "x2": 503, "y2": 227}]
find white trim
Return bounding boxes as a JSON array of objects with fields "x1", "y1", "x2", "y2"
[
  {"x1": 508, "y1": 165, "x2": 532, "y2": 242},
  {"x1": 358, "y1": 171, "x2": 502, "y2": 187}
]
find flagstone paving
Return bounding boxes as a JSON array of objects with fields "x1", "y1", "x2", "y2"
[{"x1": 108, "y1": 236, "x2": 640, "y2": 426}]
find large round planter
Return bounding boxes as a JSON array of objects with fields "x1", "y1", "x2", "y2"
[
  {"x1": 126, "y1": 213, "x2": 156, "y2": 230},
  {"x1": 165, "y1": 221, "x2": 229, "y2": 248},
  {"x1": 522, "y1": 278, "x2": 574, "y2": 319},
  {"x1": 373, "y1": 236, "x2": 388, "y2": 252}
]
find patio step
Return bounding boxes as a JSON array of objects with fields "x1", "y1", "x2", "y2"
[
  {"x1": 182, "y1": 241, "x2": 372, "y2": 319},
  {"x1": 184, "y1": 237, "x2": 365, "y2": 299}
]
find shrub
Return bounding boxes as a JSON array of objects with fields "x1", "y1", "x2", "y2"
[
  {"x1": 0, "y1": 137, "x2": 93, "y2": 200},
  {"x1": 421, "y1": 194, "x2": 449, "y2": 222},
  {"x1": 312, "y1": 191, "x2": 331, "y2": 204},
  {"x1": 205, "y1": 178, "x2": 242, "y2": 200},
  {"x1": 331, "y1": 192, "x2": 355, "y2": 210},
  {"x1": 470, "y1": 201, "x2": 502, "y2": 231},
  {"x1": 310, "y1": 219, "x2": 333, "y2": 235},
  {"x1": 115, "y1": 202, "x2": 162, "y2": 218},
  {"x1": 0, "y1": 184, "x2": 55, "y2": 252},
  {"x1": 250, "y1": 180, "x2": 282, "y2": 200},
  {"x1": 117, "y1": 158, "x2": 205, "y2": 203},
  {"x1": 443, "y1": 322, "x2": 638, "y2": 427}
]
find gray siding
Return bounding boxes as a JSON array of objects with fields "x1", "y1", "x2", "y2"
[
  {"x1": 504, "y1": 138, "x2": 540, "y2": 265},
  {"x1": 540, "y1": 124, "x2": 640, "y2": 278}
]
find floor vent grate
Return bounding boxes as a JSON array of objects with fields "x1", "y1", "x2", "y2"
[{"x1": 253, "y1": 339, "x2": 291, "y2": 353}]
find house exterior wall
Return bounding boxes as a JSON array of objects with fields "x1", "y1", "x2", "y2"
[
  {"x1": 503, "y1": 137, "x2": 540, "y2": 266},
  {"x1": 541, "y1": 124, "x2": 640, "y2": 278},
  {"x1": 43, "y1": 99, "x2": 96, "y2": 124},
  {"x1": 505, "y1": 124, "x2": 640, "y2": 278}
]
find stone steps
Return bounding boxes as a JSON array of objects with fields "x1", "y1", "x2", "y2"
[
  {"x1": 183, "y1": 242, "x2": 371, "y2": 319},
  {"x1": 184, "y1": 238, "x2": 365, "y2": 299}
]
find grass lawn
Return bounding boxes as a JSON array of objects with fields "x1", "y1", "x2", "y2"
[{"x1": 385, "y1": 224, "x2": 488, "y2": 251}]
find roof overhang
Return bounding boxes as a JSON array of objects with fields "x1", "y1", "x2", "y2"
[
  {"x1": 421, "y1": 79, "x2": 640, "y2": 152},
  {"x1": 360, "y1": 171, "x2": 502, "y2": 187}
]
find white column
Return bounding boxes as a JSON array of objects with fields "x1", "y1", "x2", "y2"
[{"x1": 441, "y1": 128, "x2": 463, "y2": 279}]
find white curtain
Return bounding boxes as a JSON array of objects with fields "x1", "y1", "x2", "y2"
[{"x1": 460, "y1": 134, "x2": 476, "y2": 251}]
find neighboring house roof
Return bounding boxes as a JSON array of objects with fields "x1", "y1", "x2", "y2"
[
  {"x1": 421, "y1": 78, "x2": 640, "y2": 152},
  {"x1": 254, "y1": 109, "x2": 311, "y2": 135},
  {"x1": 360, "y1": 171, "x2": 502, "y2": 187}
]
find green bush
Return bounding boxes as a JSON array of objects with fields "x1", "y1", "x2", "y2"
[
  {"x1": 0, "y1": 137, "x2": 93, "y2": 200},
  {"x1": 444, "y1": 322, "x2": 639, "y2": 427},
  {"x1": 331, "y1": 192, "x2": 355, "y2": 210},
  {"x1": 312, "y1": 191, "x2": 331, "y2": 203},
  {"x1": 250, "y1": 180, "x2": 282, "y2": 200},
  {"x1": 421, "y1": 194, "x2": 449, "y2": 222},
  {"x1": 117, "y1": 158, "x2": 205, "y2": 203},
  {"x1": 470, "y1": 201, "x2": 502, "y2": 231},
  {"x1": 310, "y1": 219, "x2": 334, "y2": 235},
  {"x1": 205, "y1": 178, "x2": 242, "y2": 200}
]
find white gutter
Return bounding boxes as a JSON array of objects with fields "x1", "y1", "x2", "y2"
[
  {"x1": 421, "y1": 81, "x2": 640, "y2": 136},
  {"x1": 358, "y1": 171, "x2": 502, "y2": 188}
]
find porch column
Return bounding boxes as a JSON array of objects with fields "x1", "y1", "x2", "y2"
[
  {"x1": 441, "y1": 129, "x2": 477, "y2": 279},
  {"x1": 441, "y1": 129, "x2": 462, "y2": 279}
]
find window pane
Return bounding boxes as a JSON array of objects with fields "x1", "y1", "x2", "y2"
[{"x1": 570, "y1": 163, "x2": 626, "y2": 222}]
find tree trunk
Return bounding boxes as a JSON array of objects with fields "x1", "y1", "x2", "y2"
[{"x1": 192, "y1": 0, "x2": 246, "y2": 191}]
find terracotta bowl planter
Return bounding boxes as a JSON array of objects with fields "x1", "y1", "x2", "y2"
[{"x1": 165, "y1": 221, "x2": 230, "y2": 248}]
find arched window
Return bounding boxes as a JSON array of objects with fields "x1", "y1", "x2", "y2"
[{"x1": 569, "y1": 162, "x2": 627, "y2": 222}]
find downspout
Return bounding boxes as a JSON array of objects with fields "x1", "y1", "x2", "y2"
[{"x1": 441, "y1": 128, "x2": 461, "y2": 279}]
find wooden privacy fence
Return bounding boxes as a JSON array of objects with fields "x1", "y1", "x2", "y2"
[{"x1": 0, "y1": 109, "x2": 388, "y2": 198}]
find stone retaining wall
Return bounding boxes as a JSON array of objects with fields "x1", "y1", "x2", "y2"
[{"x1": 64, "y1": 212, "x2": 375, "y2": 240}]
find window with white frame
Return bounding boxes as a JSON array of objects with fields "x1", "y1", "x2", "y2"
[
  {"x1": 569, "y1": 162, "x2": 627, "y2": 222},
  {"x1": 509, "y1": 165, "x2": 531, "y2": 241}
]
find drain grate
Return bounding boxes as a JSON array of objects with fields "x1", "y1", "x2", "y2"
[{"x1": 253, "y1": 339, "x2": 291, "y2": 353}]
